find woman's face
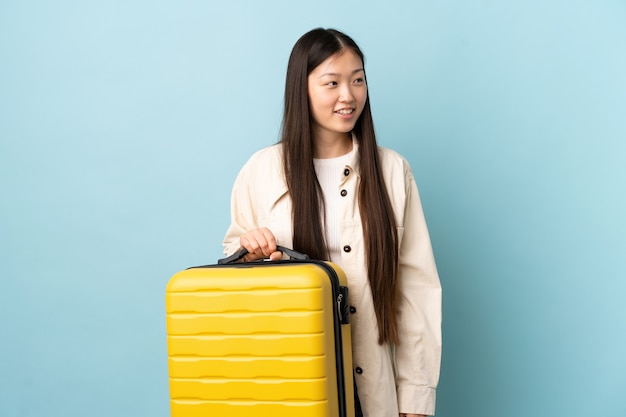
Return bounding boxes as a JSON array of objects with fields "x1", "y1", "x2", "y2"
[{"x1": 307, "y1": 49, "x2": 367, "y2": 143}]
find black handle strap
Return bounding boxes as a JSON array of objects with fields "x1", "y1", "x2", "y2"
[{"x1": 217, "y1": 245, "x2": 309, "y2": 265}]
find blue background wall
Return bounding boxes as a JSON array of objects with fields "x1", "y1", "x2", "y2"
[{"x1": 1, "y1": 1, "x2": 625, "y2": 416}]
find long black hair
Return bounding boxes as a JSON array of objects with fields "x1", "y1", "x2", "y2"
[{"x1": 280, "y1": 28, "x2": 399, "y2": 345}]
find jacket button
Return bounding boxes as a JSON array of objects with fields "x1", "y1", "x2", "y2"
[
  {"x1": 355, "y1": 367, "x2": 363, "y2": 374},
  {"x1": 343, "y1": 245, "x2": 351, "y2": 253},
  {"x1": 344, "y1": 168, "x2": 350, "y2": 176},
  {"x1": 340, "y1": 189, "x2": 348, "y2": 197},
  {"x1": 349, "y1": 306, "x2": 356, "y2": 314}
]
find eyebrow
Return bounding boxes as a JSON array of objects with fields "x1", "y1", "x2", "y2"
[{"x1": 318, "y1": 68, "x2": 365, "y2": 77}]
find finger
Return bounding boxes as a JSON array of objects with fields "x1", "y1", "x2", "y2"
[
  {"x1": 259, "y1": 227, "x2": 277, "y2": 249},
  {"x1": 239, "y1": 228, "x2": 278, "y2": 259},
  {"x1": 269, "y1": 250, "x2": 282, "y2": 261},
  {"x1": 257, "y1": 228, "x2": 277, "y2": 256},
  {"x1": 240, "y1": 232, "x2": 263, "y2": 255},
  {"x1": 242, "y1": 252, "x2": 257, "y2": 262},
  {"x1": 240, "y1": 230, "x2": 272, "y2": 259},
  {"x1": 246, "y1": 228, "x2": 276, "y2": 257}
]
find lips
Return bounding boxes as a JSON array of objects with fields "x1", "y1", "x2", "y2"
[{"x1": 335, "y1": 108, "x2": 354, "y2": 115}]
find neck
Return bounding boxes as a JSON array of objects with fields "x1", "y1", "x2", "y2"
[{"x1": 313, "y1": 132, "x2": 352, "y2": 159}]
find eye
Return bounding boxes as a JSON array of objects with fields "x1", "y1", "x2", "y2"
[
  {"x1": 327, "y1": 81, "x2": 338, "y2": 87},
  {"x1": 353, "y1": 77, "x2": 365, "y2": 85}
]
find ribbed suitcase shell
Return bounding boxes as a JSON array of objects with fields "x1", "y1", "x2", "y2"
[{"x1": 166, "y1": 260, "x2": 354, "y2": 417}]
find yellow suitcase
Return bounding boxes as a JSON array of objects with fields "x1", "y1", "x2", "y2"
[{"x1": 166, "y1": 246, "x2": 354, "y2": 417}]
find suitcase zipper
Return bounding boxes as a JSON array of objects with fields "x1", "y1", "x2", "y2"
[
  {"x1": 310, "y1": 261, "x2": 350, "y2": 417},
  {"x1": 336, "y1": 286, "x2": 350, "y2": 325}
]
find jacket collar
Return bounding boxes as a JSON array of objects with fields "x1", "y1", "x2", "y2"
[
  {"x1": 270, "y1": 134, "x2": 361, "y2": 207},
  {"x1": 347, "y1": 133, "x2": 361, "y2": 176}
]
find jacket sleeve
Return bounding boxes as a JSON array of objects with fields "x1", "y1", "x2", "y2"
[
  {"x1": 394, "y1": 170, "x2": 442, "y2": 416},
  {"x1": 222, "y1": 161, "x2": 258, "y2": 256}
]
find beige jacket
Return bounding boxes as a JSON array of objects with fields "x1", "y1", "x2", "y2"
[{"x1": 223, "y1": 140, "x2": 442, "y2": 416}]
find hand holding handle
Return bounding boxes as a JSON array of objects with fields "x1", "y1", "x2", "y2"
[{"x1": 218, "y1": 245, "x2": 309, "y2": 265}]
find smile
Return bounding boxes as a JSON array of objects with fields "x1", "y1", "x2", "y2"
[{"x1": 335, "y1": 109, "x2": 354, "y2": 115}]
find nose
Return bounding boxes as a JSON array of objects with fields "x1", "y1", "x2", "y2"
[{"x1": 339, "y1": 84, "x2": 355, "y2": 103}]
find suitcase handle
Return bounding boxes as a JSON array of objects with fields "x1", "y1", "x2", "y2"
[{"x1": 217, "y1": 245, "x2": 309, "y2": 264}]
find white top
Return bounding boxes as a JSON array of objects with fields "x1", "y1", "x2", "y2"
[{"x1": 313, "y1": 150, "x2": 354, "y2": 267}]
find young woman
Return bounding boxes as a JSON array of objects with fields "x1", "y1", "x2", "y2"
[{"x1": 223, "y1": 28, "x2": 442, "y2": 417}]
